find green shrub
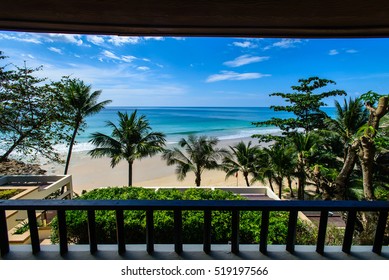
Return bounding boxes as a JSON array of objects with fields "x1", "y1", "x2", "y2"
[
  {"x1": 50, "y1": 187, "x2": 317, "y2": 245},
  {"x1": 0, "y1": 189, "x2": 22, "y2": 199}
]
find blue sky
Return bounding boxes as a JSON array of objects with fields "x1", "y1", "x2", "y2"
[{"x1": 1, "y1": 31, "x2": 389, "y2": 107}]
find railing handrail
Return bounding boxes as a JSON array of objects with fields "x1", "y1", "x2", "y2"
[
  {"x1": 1, "y1": 199, "x2": 388, "y2": 258},
  {"x1": 1, "y1": 199, "x2": 389, "y2": 211}
]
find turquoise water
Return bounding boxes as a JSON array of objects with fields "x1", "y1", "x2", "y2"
[{"x1": 63, "y1": 106, "x2": 335, "y2": 153}]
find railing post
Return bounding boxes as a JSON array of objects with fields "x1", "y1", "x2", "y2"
[
  {"x1": 231, "y1": 210, "x2": 239, "y2": 254},
  {"x1": 27, "y1": 209, "x2": 40, "y2": 254},
  {"x1": 146, "y1": 209, "x2": 154, "y2": 254},
  {"x1": 0, "y1": 209, "x2": 9, "y2": 257},
  {"x1": 342, "y1": 210, "x2": 357, "y2": 254},
  {"x1": 286, "y1": 210, "x2": 298, "y2": 253},
  {"x1": 174, "y1": 209, "x2": 183, "y2": 254},
  {"x1": 373, "y1": 211, "x2": 388, "y2": 254},
  {"x1": 57, "y1": 210, "x2": 68, "y2": 255},
  {"x1": 316, "y1": 210, "x2": 328, "y2": 254},
  {"x1": 87, "y1": 210, "x2": 97, "y2": 254},
  {"x1": 116, "y1": 210, "x2": 126, "y2": 254},
  {"x1": 260, "y1": 210, "x2": 269, "y2": 254},
  {"x1": 203, "y1": 210, "x2": 211, "y2": 253}
]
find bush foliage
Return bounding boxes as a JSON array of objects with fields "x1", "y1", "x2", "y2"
[{"x1": 51, "y1": 187, "x2": 321, "y2": 245}]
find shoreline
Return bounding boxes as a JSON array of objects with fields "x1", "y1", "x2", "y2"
[{"x1": 42, "y1": 137, "x2": 269, "y2": 194}]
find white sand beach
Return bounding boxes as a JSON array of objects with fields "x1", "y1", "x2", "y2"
[{"x1": 42, "y1": 137, "x2": 267, "y2": 194}]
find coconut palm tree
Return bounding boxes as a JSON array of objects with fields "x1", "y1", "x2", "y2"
[
  {"x1": 88, "y1": 111, "x2": 166, "y2": 186},
  {"x1": 162, "y1": 135, "x2": 227, "y2": 186},
  {"x1": 328, "y1": 97, "x2": 368, "y2": 199},
  {"x1": 222, "y1": 141, "x2": 260, "y2": 186},
  {"x1": 269, "y1": 143, "x2": 296, "y2": 199},
  {"x1": 289, "y1": 132, "x2": 318, "y2": 200},
  {"x1": 63, "y1": 79, "x2": 111, "y2": 175}
]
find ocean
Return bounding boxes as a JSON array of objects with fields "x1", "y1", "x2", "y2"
[{"x1": 59, "y1": 106, "x2": 336, "y2": 153}]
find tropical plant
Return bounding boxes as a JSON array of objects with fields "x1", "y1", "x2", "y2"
[
  {"x1": 0, "y1": 55, "x2": 70, "y2": 162},
  {"x1": 88, "y1": 110, "x2": 166, "y2": 186},
  {"x1": 222, "y1": 141, "x2": 260, "y2": 186},
  {"x1": 289, "y1": 132, "x2": 319, "y2": 200},
  {"x1": 325, "y1": 97, "x2": 368, "y2": 199},
  {"x1": 253, "y1": 77, "x2": 346, "y2": 137},
  {"x1": 262, "y1": 142, "x2": 295, "y2": 198},
  {"x1": 162, "y1": 135, "x2": 227, "y2": 186},
  {"x1": 62, "y1": 79, "x2": 111, "y2": 175}
]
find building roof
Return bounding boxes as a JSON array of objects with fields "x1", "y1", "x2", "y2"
[{"x1": 1, "y1": 0, "x2": 389, "y2": 37}]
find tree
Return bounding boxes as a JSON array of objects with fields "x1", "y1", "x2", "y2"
[
  {"x1": 0, "y1": 56, "x2": 69, "y2": 162},
  {"x1": 253, "y1": 77, "x2": 346, "y2": 136},
  {"x1": 262, "y1": 142, "x2": 295, "y2": 198},
  {"x1": 88, "y1": 111, "x2": 166, "y2": 186},
  {"x1": 358, "y1": 93, "x2": 389, "y2": 200},
  {"x1": 62, "y1": 79, "x2": 111, "y2": 175},
  {"x1": 289, "y1": 132, "x2": 318, "y2": 200},
  {"x1": 329, "y1": 97, "x2": 368, "y2": 199},
  {"x1": 162, "y1": 135, "x2": 227, "y2": 186},
  {"x1": 222, "y1": 141, "x2": 260, "y2": 186}
]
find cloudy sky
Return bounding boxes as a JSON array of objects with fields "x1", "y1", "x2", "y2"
[{"x1": 1, "y1": 31, "x2": 389, "y2": 107}]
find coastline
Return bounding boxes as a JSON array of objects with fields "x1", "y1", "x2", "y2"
[{"x1": 42, "y1": 137, "x2": 269, "y2": 194}]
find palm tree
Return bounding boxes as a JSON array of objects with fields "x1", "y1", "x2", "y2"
[
  {"x1": 222, "y1": 141, "x2": 260, "y2": 186},
  {"x1": 329, "y1": 97, "x2": 368, "y2": 199},
  {"x1": 88, "y1": 111, "x2": 166, "y2": 186},
  {"x1": 63, "y1": 79, "x2": 111, "y2": 175},
  {"x1": 290, "y1": 132, "x2": 318, "y2": 200},
  {"x1": 162, "y1": 135, "x2": 227, "y2": 186}
]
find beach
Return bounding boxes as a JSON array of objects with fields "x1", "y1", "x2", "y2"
[{"x1": 42, "y1": 137, "x2": 266, "y2": 194}]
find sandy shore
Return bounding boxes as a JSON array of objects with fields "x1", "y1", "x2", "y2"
[{"x1": 42, "y1": 137, "x2": 268, "y2": 194}]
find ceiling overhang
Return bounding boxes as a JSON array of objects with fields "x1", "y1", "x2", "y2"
[{"x1": 1, "y1": 0, "x2": 389, "y2": 37}]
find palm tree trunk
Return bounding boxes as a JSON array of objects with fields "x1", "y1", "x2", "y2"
[
  {"x1": 64, "y1": 124, "x2": 79, "y2": 175},
  {"x1": 287, "y1": 176, "x2": 295, "y2": 198},
  {"x1": 276, "y1": 178, "x2": 283, "y2": 199},
  {"x1": 128, "y1": 161, "x2": 133, "y2": 186},
  {"x1": 297, "y1": 175, "x2": 305, "y2": 200},
  {"x1": 267, "y1": 176, "x2": 274, "y2": 192},
  {"x1": 195, "y1": 172, "x2": 201, "y2": 187},
  {"x1": 243, "y1": 172, "x2": 250, "y2": 187},
  {"x1": 334, "y1": 142, "x2": 358, "y2": 199}
]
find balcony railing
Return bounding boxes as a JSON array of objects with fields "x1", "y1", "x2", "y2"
[{"x1": 0, "y1": 199, "x2": 388, "y2": 259}]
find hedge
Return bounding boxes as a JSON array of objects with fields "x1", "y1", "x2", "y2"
[{"x1": 50, "y1": 187, "x2": 318, "y2": 245}]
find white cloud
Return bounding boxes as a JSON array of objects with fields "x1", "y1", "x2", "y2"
[
  {"x1": 346, "y1": 49, "x2": 358, "y2": 54},
  {"x1": 206, "y1": 71, "x2": 270, "y2": 82},
  {"x1": 329, "y1": 49, "x2": 339, "y2": 55},
  {"x1": 48, "y1": 47, "x2": 63, "y2": 54},
  {"x1": 171, "y1": 37, "x2": 186, "y2": 40},
  {"x1": 232, "y1": 41, "x2": 258, "y2": 48},
  {"x1": 144, "y1": 36, "x2": 165, "y2": 41},
  {"x1": 87, "y1": 35, "x2": 105, "y2": 45},
  {"x1": 46, "y1": 34, "x2": 83, "y2": 46},
  {"x1": 137, "y1": 66, "x2": 150, "y2": 71},
  {"x1": 264, "y1": 39, "x2": 302, "y2": 50},
  {"x1": 122, "y1": 55, "x2": 137, "y2": 63},
  {"x1": 101, "y1": 50, "x2": 120, "y2": 60},
  {"x1": 223, "y1": 55, "x2": 269, "y2": 67},
  {"x1": 108, "y1": 36, "x2": 141, "y2": 46},
  {"x1": 0, "y1": 33, "x2": 41, "y2": 44}
]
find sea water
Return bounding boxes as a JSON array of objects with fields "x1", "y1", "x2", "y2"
[{"x1": 54, "y1": 106, "x2": 335, "y2": 153}]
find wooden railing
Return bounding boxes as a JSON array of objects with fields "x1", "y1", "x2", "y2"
[{"x1": 0, "y1": 199, "x2": 388, "y2": 257}]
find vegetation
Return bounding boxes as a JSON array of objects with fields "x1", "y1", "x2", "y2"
[
  {"x1": 162, "y1": 135, "x2": 227, "y2": 186},
  {"x1": 253, "y1": 77, "x2": 346, "y2": 136},
  {"x1": 89, "y1": 111, "x2": 166, "y2": 186},
  {"x1": 0, "y1": 52, "x2": 70, "y2": 162},
  {"x1": 0, "y1": 189, "x2": 22, "y2": 199},
  {"x1": 61, "y1": 78, "x2": 111, "y2": 175},
  {"x1": 222, "y1": 141, "x2": 260, "y2": 186},
  {"x1": 50, "y1": 187, "x2": 340, "y2": 245}
]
